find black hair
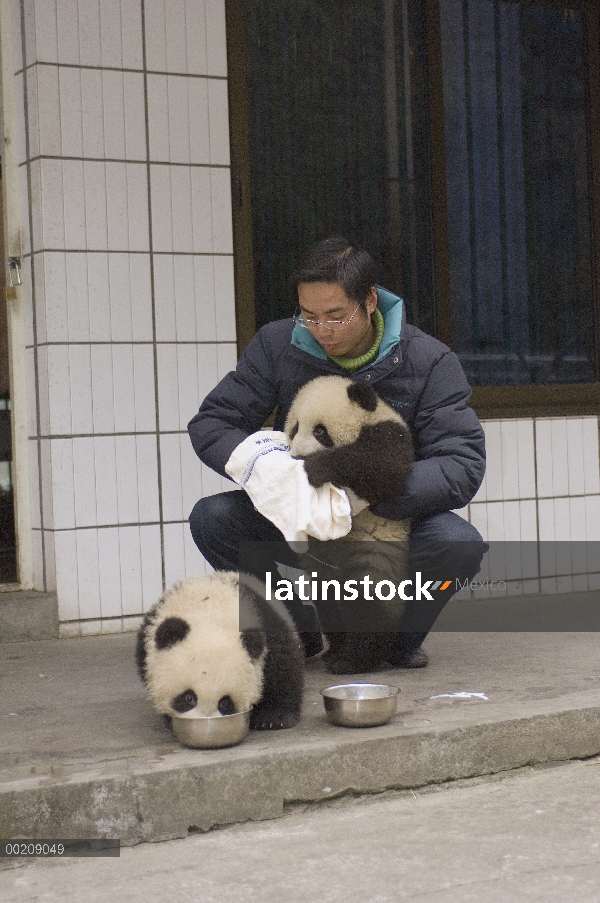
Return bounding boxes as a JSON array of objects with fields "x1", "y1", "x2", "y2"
[{"x1": 290, "y1": 236, "x2": 376, "y2": 310}]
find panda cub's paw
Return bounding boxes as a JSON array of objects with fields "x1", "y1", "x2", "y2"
[{"x1": 250, "y1": 709, "x2": 300, "y2": 731}]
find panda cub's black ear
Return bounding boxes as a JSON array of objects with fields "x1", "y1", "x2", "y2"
[
  {"x1": 347, "y1": 381, "x2": 378, "y2": 412},
  {"x1": 155, "y1": 616, "x2": 190, "y2": 650}
]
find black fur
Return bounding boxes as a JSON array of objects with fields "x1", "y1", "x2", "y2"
[
  {"x1": 239, "y1": 581, "x2": 305, "y2": 730},
  {"x1": 155, "y1": 616, "x2": 190, "y2": 650},
  {"x1": 347, "y1": 381, "x2": 379, "y2": 412},
  {"x1": 241, "y1": 630, "x2": 266, "y2": 659},
  {"x1": 289, "y1": 422, "x2": 299, "y2": 440},
  {"x1": 172, "y1": 689, "x2": 197, "y2": 713},
  {"x1": 303, "y1": 421, "x2": 414, "y2": 503},
  {"x1": 249, "y1": 630, "x2": 305, "y2": 730},
  {"x1": 313, "y1": 424, "x2": 334, "y2": 448},
  {"x1": 218, "y1": 695, "x2": 236, "y2": 715}
]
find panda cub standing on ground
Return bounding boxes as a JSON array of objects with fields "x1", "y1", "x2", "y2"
[
  {"x1": 136, "y1": 572, "x2": 304, "y2": 731},
  {"x1": 285, "y1": 375, "x2": 414, "y2": 674}
]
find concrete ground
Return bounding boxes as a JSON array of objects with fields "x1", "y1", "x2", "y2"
[
  {"x1": 1, "y1": 758, "x2": 600, "y2": 902},
  {"x1": 2, "y1": 620, "x2": 600, "y2": 846}
]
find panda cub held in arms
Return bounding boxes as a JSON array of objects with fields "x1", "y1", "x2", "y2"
[
  {"x1": 285, "y1": 375, "x2": 414, "y2": 674},
  {"x1": 136, "y1": 572, "x2": 304, "y2": 731}
]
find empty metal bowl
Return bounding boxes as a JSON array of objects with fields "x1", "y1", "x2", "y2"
[
  {"x1": 321, "y1": 682, "x2": 399, "y2": 727},
  {"x1": 171, "y1": 710, "x2": 251, "y2": 748}
]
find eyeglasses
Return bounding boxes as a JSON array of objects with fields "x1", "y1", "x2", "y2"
[{"x1": 293, "y1": 303, "x2": 361, "y2": 330}]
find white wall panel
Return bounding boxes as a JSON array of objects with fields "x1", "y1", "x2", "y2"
[
  {"x1": 159, "y1": 432, "x2": 203, "y2": 523},
  {"x1": 28, "y1": 439, "x2": 42, "y2": 530},
  {"x1": 48, "y1": 439, "x2": 76, "y2": 529},
  {"x1": 72, "y1": 436, "x2": 98, "y2": 526},
  {"x1": 28, "y1": 0, "x2": 143, "y2": 68},
  {"x1": 28, "y1": 0, "x2": 59, "y2": 65},
  {"x1": 43, "y1": 529, "x2": 57, "y2": 592},
  {"x1": 68, "y1": 344, "x2": 94, "y2": 434},
  {"x1": 118, "y1": 525, "x2": 144, "y2": 615},
  {"x1": 26, "y1": 347, "x2": 39, "y2": 437},
  {"x1": 93, "y1": 436, "x2": 118, "y2": 526},
  {"x1": 209, "y1": 167, "x2": 233, "y2": 252},
  {"x1": 163, "y1": 521, "x2": 208, "y2": 588},
  {"x1": 20, "y1": 149, "x2": 36, "y2": 248},
  {"x1": 213, "y1": 256, "x2": 236, "y2": 341},
  {"x1": 32, "y1": 528, "x2": 45, "y2": 589},
  {"x1": 139, "y1": 524, "x2": 163, "y2": 611},
  {"x1": 582, "y1": 419, "x2": 600, "y2": 495},
  {"x1": 163, "y1": 522, "x2": 187, "y2": 588},
  {"x1": 205, "y1": 0, "x2": 227, "y2": 77},
  {"x1": 157, "y1": 343, "x2": 219, "y2": 432},
  {"x1": 97, "y1": 526, "x2": 123, "y2": 617},
  {"x1": 145, "y1": 0, "x2": 211, "y2": 75},
  {"x1": 584, "y1": 496, "x2": 600, "y2": 542},
  {"x1": 14, "y1": 0, "x2": 25, "y2": 72},
  {"x1": 153, "y1": 254, "x2": 236, "y2": 343},
  {"x1": 565, "y1": 418, "x2": 585, "y2": 496},
  {"x1": 147, "y1": 74, "x2": 211, "y2": 164},
  {"x1": 534, "y1": 420, "x2": 553, "y2": 498},
  {"x1": 76, "y1": 528, "x2": 101, "y2": 618},
  {"x1": 132, "y1": 345, "x2": 157, "y2": 431},
  {"x1": 114, "y1": 435, "x2": 141, "y2": 523},
  {"x1": 54, "y1": 529, "x2": 80, "y2": 620},
  {"x1": 135, "y1": 435, "x2": 160, "y2": 523}
]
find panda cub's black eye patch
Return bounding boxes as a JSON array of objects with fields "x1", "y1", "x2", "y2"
[
  {"x1": 172, "y1": 689, "x2": 197, "y2": 713},
  {"x1": 155, "y1": 616, "x2": 190, "y2": 650},
  {"x1": 313, "y1": 424, "x2": 334, "y2": 448},
  {"x1": 218, "y1": 695, "x2": 237, "y2": 716},
  {"x1": 289, "y1": 422, "x2": 299, "y2": 440}
]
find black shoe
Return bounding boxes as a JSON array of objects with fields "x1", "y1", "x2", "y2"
[
  {"x1": 388, "y1": 646, "x2": 428, "y2": 668},
  {"x1": 300, "y1": 631, "x2": 324, "y2": 658}
]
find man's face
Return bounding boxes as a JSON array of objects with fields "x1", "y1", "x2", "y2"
[{"x1": 297, "y1": 282, "x2": 378, "y2": 358}]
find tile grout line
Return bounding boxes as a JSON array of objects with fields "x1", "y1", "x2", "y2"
[
  {"x1": 141, "y1": 0, "x2": 166, "y2": 594},
  {"x1": 15, "y1": 60, "x2": 228, "y2": 80},
  {"x1": 21, "y1": 249, "x2": 235, "y2": 258},
  {"x1": 20, "y1": 0, "x2": 47, "y2": 590},
  {"x1": 19, "y1": 155, "x2": 231, "y2": 168}
]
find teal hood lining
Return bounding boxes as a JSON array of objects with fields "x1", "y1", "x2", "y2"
[{"x1": 290, "y1": 287, "x2": 403, "y2": 366}]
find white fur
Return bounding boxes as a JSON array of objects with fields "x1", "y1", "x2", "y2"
[
  {"x1": 143, "y1": 573, "x2": 269, "y2": 717},
  {"x1": 284, "y1": 375, "x2": 411, "y2": 543},
  {"x1": 285, "y1": 375, "x2": 405, "y2": 459}
]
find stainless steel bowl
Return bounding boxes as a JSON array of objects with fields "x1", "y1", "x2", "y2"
[
  {"x1": 321, "y1": 683, "x2": 399, "y2": 727},
  {"x1": 171, "y1": 710, "x2": 251, "y2": 748}
]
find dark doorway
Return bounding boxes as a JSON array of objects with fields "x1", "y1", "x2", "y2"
[
  {"x1": 0, "y1": 170, "x2": 17, "y2": 584},
  {"x1": 228, "y1": 0, "x2": 436, "y2": 343}
]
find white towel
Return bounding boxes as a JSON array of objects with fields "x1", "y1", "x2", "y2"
[{"x1": 225, "y1": 431, "x2": 363, "y2": 544}]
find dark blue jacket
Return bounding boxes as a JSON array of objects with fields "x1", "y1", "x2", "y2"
[{"x1": 188, "y1": 288, "x2": 486, "y2": 520}]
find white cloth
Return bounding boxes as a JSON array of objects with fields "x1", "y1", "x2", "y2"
[{"x1": 225, "y1": 430, "x2": 363, "y2": 544}]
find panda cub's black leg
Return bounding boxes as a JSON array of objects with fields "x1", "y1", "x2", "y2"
[
  {"x1": 323, "y1": 632, "x2": 387, "y2": 675},
  {"x1": 249, "y1": 632, "x2": 305, "y2": 730}
]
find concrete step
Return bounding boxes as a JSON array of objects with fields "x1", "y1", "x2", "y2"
[
  {"x1": 0, "y1": 590, "x2": 58, "y2": 642},
  {"x1": 2, "y1": 626, "x2": 600, "y2": 845}
]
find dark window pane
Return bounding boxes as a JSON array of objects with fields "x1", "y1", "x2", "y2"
[
  {"x1": 241, "y1": 0, "x2": 434, "y2": 331},
  {"x1": 441, "y1": 0, "x2": 597, "y2": 385}
]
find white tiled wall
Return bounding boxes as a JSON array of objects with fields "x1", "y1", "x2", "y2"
[
  {"x1": 16, "y1": 0, "x2": 235, "y2": 634},
  {"x1": 13, "y1": 1, "x2": 600, "y2": 630},
  {"x1": 461, "y1": 416, "x2": 600, "y2": 596}
]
